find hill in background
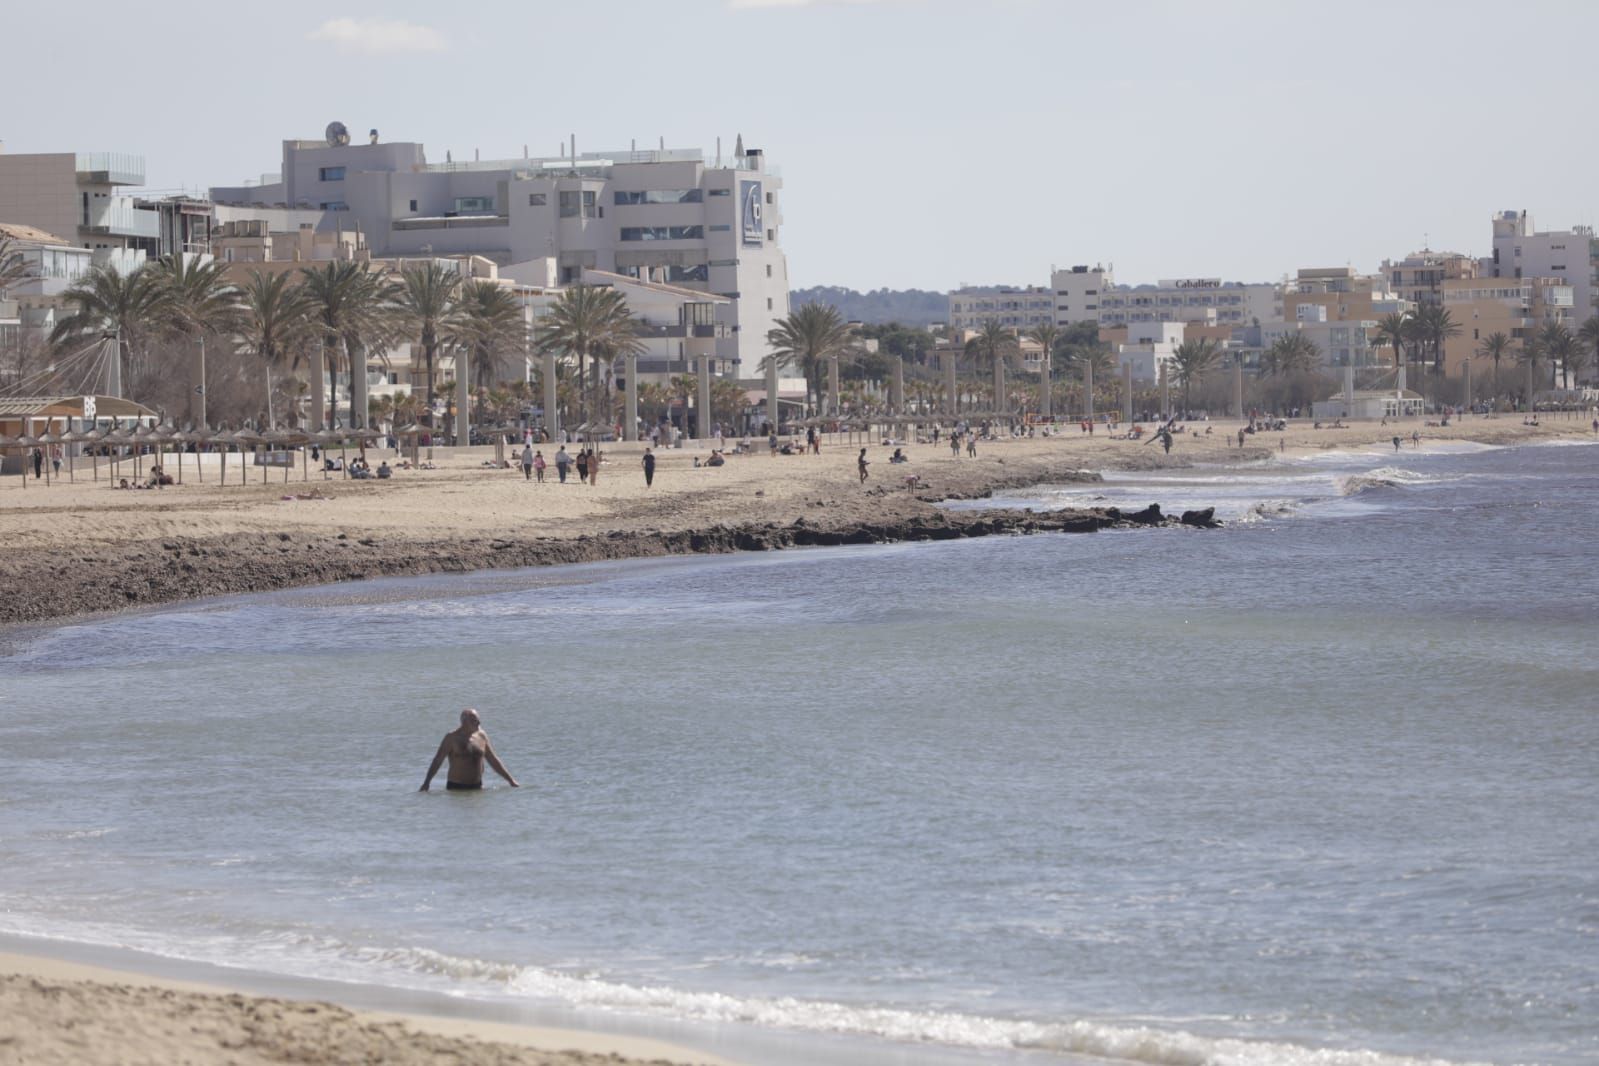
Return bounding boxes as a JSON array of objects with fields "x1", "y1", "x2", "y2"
[{"x1": 789, "y1": 286, "x2": 948, "y2": 326}]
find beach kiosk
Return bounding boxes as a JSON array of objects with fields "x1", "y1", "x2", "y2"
[{"x1": 0, "y1": 395, "x2": 160, "y2": 475}]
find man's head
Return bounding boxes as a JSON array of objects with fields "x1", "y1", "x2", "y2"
[{"x1": 459, "y1": 708, "x2": 481, "y2": 730}]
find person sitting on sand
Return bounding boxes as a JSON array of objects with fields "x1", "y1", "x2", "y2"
[
  {"x1": 377, "y1": 461, "x2": 392, "y2": 479},
  {"x1": 420, "y1": 708, "x2": 518, "y2": 792},
  {"x1": 890, "y1": 448, "x2": 908, "y2": 464},
  {"x1": 705, "y1": 451, "x2": 725, "y2": 467}
]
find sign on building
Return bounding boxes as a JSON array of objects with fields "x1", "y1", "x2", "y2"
[{"x1": 740, "y1": 180, "x2": 763, "y2": 246}]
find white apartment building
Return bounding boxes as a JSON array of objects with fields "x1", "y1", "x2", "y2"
[
  {"x1": 209, "y1": 128, "x2": 789, "y2": 369},
  {"x1": 1267, "y1": 306, "x2": 1383, "y2": 368},
  {"x1": 1050, "y1": 264, "x2": 1113, "y2": 325},
  {"x1": 1487, "y1": 210, "x2": 1598, "y2": 320},
  {"x1": 1098, "y1": 278, "x2": 1281, "y2": 328},
  {"x1": 947, "y1": 286, "x2": 1054, "y2": 331},
  {"x1": 0, "y1": 222, "x2": 96, "y2": 341},
  {"x1": 1114, "y1": 321, "x2": 1183, "y2": 382}
]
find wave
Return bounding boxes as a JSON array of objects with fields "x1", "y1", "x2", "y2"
[
  {"x1": 501, "y1": 962, "x2": 1485, "y2": 1066},
  {"x1": 1338, "y1": 467, "x2": 1463, "y2": 496},
  {"x1": 0, "y1": 918, "x2": 1488, "y2": 1066}
]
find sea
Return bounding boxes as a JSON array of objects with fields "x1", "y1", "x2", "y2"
[{"x1": 1, "y1": 437, "x2": 1595, "y2": 1066}]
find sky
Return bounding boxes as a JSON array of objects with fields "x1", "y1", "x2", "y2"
[{"x1": 5, "y1": 0, "x2": 1597, "y2": 292}]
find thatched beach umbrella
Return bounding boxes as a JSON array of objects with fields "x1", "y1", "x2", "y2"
[
  {"x1": 0, "y1": 434, "x2": 17, "y2": 489},
  {"x1": 131, "y1": 423, "x2": 161, "y2": 481},
  {"x1": 174, "y1": 428, "x2": 206, "y2": 483},
  {"x1": 101, "y1": 426, "x2": 134, "y2": 483},
  {"x1": 35, "y1": 430, "x2": 65, "y2": 485},
  {"x1": 264, "y1": 428, "x2": 305, "y2": 483}
]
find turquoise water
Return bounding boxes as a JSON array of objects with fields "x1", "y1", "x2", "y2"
[{"x1": 2, "y1": 440, "x2": 1596, "y2": 1065}]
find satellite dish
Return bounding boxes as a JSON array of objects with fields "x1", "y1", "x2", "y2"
[{"x1": 325, "y1": 121, "x2": 350, "y2": 147}]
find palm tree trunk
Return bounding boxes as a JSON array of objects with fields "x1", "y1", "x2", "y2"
[
  {"x1": 349, "y1": 339, "x2": 367, "y2": 429},
  {"x1": 311, "y1": 337, "x2": 327, "y2": 432}
]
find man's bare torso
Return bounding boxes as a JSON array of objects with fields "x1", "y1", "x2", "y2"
[{"x1": 443, "y1": 728, "x2": 488, "y2": 785}]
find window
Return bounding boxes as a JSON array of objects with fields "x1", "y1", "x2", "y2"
[
  {"x1": 708, "y1": 188, "x2": 730, "y2": 197},
  {"x1": 765, "y1": 192, "x2": 773, "y2": 205},
  {"x1": 319, "y1": 166, "x2": 346, "y2": 181},
  {"x1": 408, "y1": 199, "x2": 418, "y2": 211},
  {"x1": 613, "y1": 189, "x2": 703, "y2": 205},
  {"x1": 708, "y1": 258, "x2": 737, "y2": 267},
  {"x1": 453, "y1": 196, "x2": 493, "y2": 213},
  {"x1": 767, "y1": 298, "x2": 773, "y2": 310},
  {"x1": 766, "y1": 264, "x2": 772, "y2": 277},
  {"x1": 619, "y1": 225, "x2": 705, "y2": 241},
  {"x1": 320, "y1": 201, "x2": 348, "y2": 211},
  {"x1": 582, "y1": 190, "x2": 597, "y2": 218},
  {"x1": 528, "y1": 193, "x2": 546, "y2": 206},
  {"x1": 559, "y1": 191, "x2": 580, "y2": 218},
  {"x1": 667, "y1": 264, "x2": 708, "y2": 283},
  {"x1": 766, "y1": 229, "x2": 774, "y2": 241},
  {"x1": 709, "y1": 224, "x2": 731, "y2": 232}
]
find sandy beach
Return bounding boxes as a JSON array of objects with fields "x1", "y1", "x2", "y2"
[
  {"x1": 2, "y1": 414, "x2": 1592, "y2": 626},
  {"x1": 0, "y1": 949, "x2": 732, "y2": 1066}
]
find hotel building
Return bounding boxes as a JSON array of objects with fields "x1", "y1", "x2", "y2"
[
  {"x1": 209, "y1": 129, "x2": 789, "y2": 370},
  {"x1": 1486, "y1": 210, "x2": 1597, "y2": 320},
  {"x1": 947, "y1": 286, "x2": 1055, "y2": 331}
]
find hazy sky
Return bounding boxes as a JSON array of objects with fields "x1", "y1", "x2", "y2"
[{"x1": 5, "y1": 0, "x2": 1596, "y2": 291}]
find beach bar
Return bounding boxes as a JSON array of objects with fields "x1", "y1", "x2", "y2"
[{"x1": 0, "y1": 395, "x2": 161, "y2": 475}]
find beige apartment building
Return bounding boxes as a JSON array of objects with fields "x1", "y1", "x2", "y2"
[
  {"x1": 1284, "y1": 267, "x2": 1407, "y2": 323},
  {"x1": 1438, "y1": 276, "x2": 1574, "y2": 377},
  {"x1": 1382, "y1": 251, "x2": 1477, "y2": 307}
]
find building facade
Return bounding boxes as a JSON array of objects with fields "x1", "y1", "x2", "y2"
[
  {"x1": 210, "y1": 130, "x2": 788, "y2": 369},
  {"x1": 1049, "y1": 264, "x2": 1113, "y2": 325},
  {"x1": 1486, "y1": 210, "x2": 1597, "y2": 322},
  {"x1": 1381, "y1": 251, "x2": 1477, "y2": 308},
  {"x1": 1096, "y1": 278, "x2": 1280, "y2": 329},
  {"x1": 947, "y1": 286, "x2": 1055, "y2": 331}
]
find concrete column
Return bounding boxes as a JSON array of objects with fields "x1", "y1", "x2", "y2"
[
  {"x1": 1343, "y1": 365, "x2": 1354, "y2": 414},
  {"x1": 1158, "y1": 362, "x2": 1169, "y2": 420},
  {"x1": 311, "y1": 340, "x2": 326, "y2": 432},
  {"x1": 828, "y1": 354, "x2": 840, "y2": 418},
  {"x1": 350, "y1": 340, "x2": 368, "y2": 428},
  {"x1": 945, "y1": 350, "x2": 957, "y2": 415},
  {"x1": 1123, "y1": 363, "x2": 1134, "y2": 422},
  {"x1": 624, "y1": 352, "x2": 639, "y2": 441},
  {"x1": 1232, "y1": 356, "x2": 1243, "y2": 419},
  {"x1": 697, "y1": 350, "x2": 711, "y2": 439},
  {"x1": 455, "y1": 348, "x2": 469, "y2": 445},
  {"x1": 891, "y1": 356, "x2": 904, "y2": 415},
  {"x1": 766, "y1": 355, "x2": 779, "y2": 431},
  {"x1": 107, "y1": 332, "x2": 122, "y2": 399},
  {"x1": 993, "y1": 359, "x2": 1005, "y2": 416},
  {"x1": 1041, "y1": 350, "x2": 1053, "y2": 419},
  {"x1": 543, "y1": 349, "x2": 558, "y2": 439},
  {"x1": 1462, "y1": 359, "x2": 1472, "y2": 412},
  {"x1": 188, "y1": 338, "x2": 207, "y2": 429}
]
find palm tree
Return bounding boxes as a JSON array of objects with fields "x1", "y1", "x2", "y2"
[
  {"x1": 237, "y1": 271, "x2": 316, "y2": 424},
  {"x1": 302, "y1": 261, "x2": 390, "y2": 430},
  {"x1": 390, "y1": 261, "x2": 464, "y2": 425},
  {"x1": 976, "y1": 320, "x2": 1017, "y2": 414},
  {"x1": 763, "y1": 303, "x2": 854, "y2": 416},
  {"x1": 1025, "y1": 323, "x2": 1060, "y2": 417},
  {"x1": 536, "y1": 283, "x2": 642, "y2": 430},
  {"x1": 1373, "y1": 311, "x2": 1409, "y2": 375},
  {"x1": 1262, "y1": 332, "x2": 1319, "y2": 377},
  {"x1": 50, "y1": 262, "x2": 164, "y2": 396},
  {"x1": 1516, "y1": 334, "x2": 1546, "y2": 405},
  {"x1": 1169, "y1": 337, "x2": 1221, "y2": 414},
  {"x1": 1476, "y1": 331, "x2": 1513, "y2": 403},
  {"x1": 151, "y1": 254, "x2": 241, "y2": 425},
  {"x1": 1577, "y1": 316, "x2": 1599, "y2": 388},
  {"x1": 1541, "y1": 321, "x2": 1578, "y2": 388},
  {"x1": 1412, "y1": 304, "x2": 1461, "y2": 373},
  {"x1": 453, "y1": 281, "x2": 528, "y2": 392}
]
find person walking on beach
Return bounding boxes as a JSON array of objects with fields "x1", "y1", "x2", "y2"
[
  {"x1": 533, "y1": 450, "x2": 546, "y2": 482},
  {"x1": 642, "y1": 447, "x2": 656, "y2": 488},
  {"x1": 858, "y1": 447, "x2": 870, "y2": 484},
  {"x1": 950, "y1": 433, "x2": 960, "y2": 458},
  {"x1": 966, "y1": 434, "x2": 977, "y2": 458},
  {"x1": 32, "y1": 448, "x2": 43, "y2": 480},
  {"x1": 1393, "y1": 435, "x2": 1402, "y2": 451},
  {"x1": 420, "y1": 708, "x2": 518, "y2": 792},
  {"x1": 555, "y1": 446, "x2": 570, "y2": 483},
  {"x1": 589, "y1": 448, "x2": 601, "y2": 485},
  {"x1": 575, "y1": 449, "x2": 589, "y2": 484},
  {"x1": 520, "y1": 443, "x2": 534, "y2": 480}
]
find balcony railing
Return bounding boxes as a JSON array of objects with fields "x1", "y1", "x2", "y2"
[
  {"x1": 75, "y1": 153, "x2": 146, "y2": 185},
  {"x1": 392, "y1": 215, "x2": 509, "y2": 231}
]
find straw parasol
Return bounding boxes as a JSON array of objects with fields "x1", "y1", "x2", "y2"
[
  {"x1": 101, "y1": 426, "x2": 134, "y2": 484},
  {"x1": 264, "y1": 427, "x2": 306, "y2": 482},
  {"x1": 173, "y1": 428, "x2": 206, "y2": 483},
  {"x1": 0, "y1": 434, "x2": 17, "y2": 489},
  {"x1": 34, "y1": 430, "x2": 64, "y2": 485},
  {"x1": 131, "y1": 423, "x2": 160, "y2": 480}
]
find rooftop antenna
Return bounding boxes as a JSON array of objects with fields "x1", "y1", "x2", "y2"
[
  {"x1": 735, "y1": 133, "x2": 744, "y2": 158},
  {"x1": 659, "y1": 135, "x2": 664, "y2": 150},
  {"x1": 570, "y1": 133, "x2": 576, "y2": 161},
  {"x1": 523, "y1": 144, "x2": 528, "y2": 159},
  {"x1": 474, "y1": 148, "x2": 480, "y2": 162}
]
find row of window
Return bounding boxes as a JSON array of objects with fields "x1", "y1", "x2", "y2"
[
  {"x1": 620, "y1": 226, "x2": 705, "y2": 241},
  {"x1": 614, "y1": 189, "x2": 703, "y2": 205}
]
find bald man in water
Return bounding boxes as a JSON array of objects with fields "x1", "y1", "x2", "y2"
[{"x1": 420, "y1": 708, "x2": 519, "y2": 791}]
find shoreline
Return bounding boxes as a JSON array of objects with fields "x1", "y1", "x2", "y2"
[
  {"x1": 0, "y1": 938, "x2": 735, "y2": 1066},
  {"x1": 3, "y1": 416, "x2": 1591, "y2": 628}
]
